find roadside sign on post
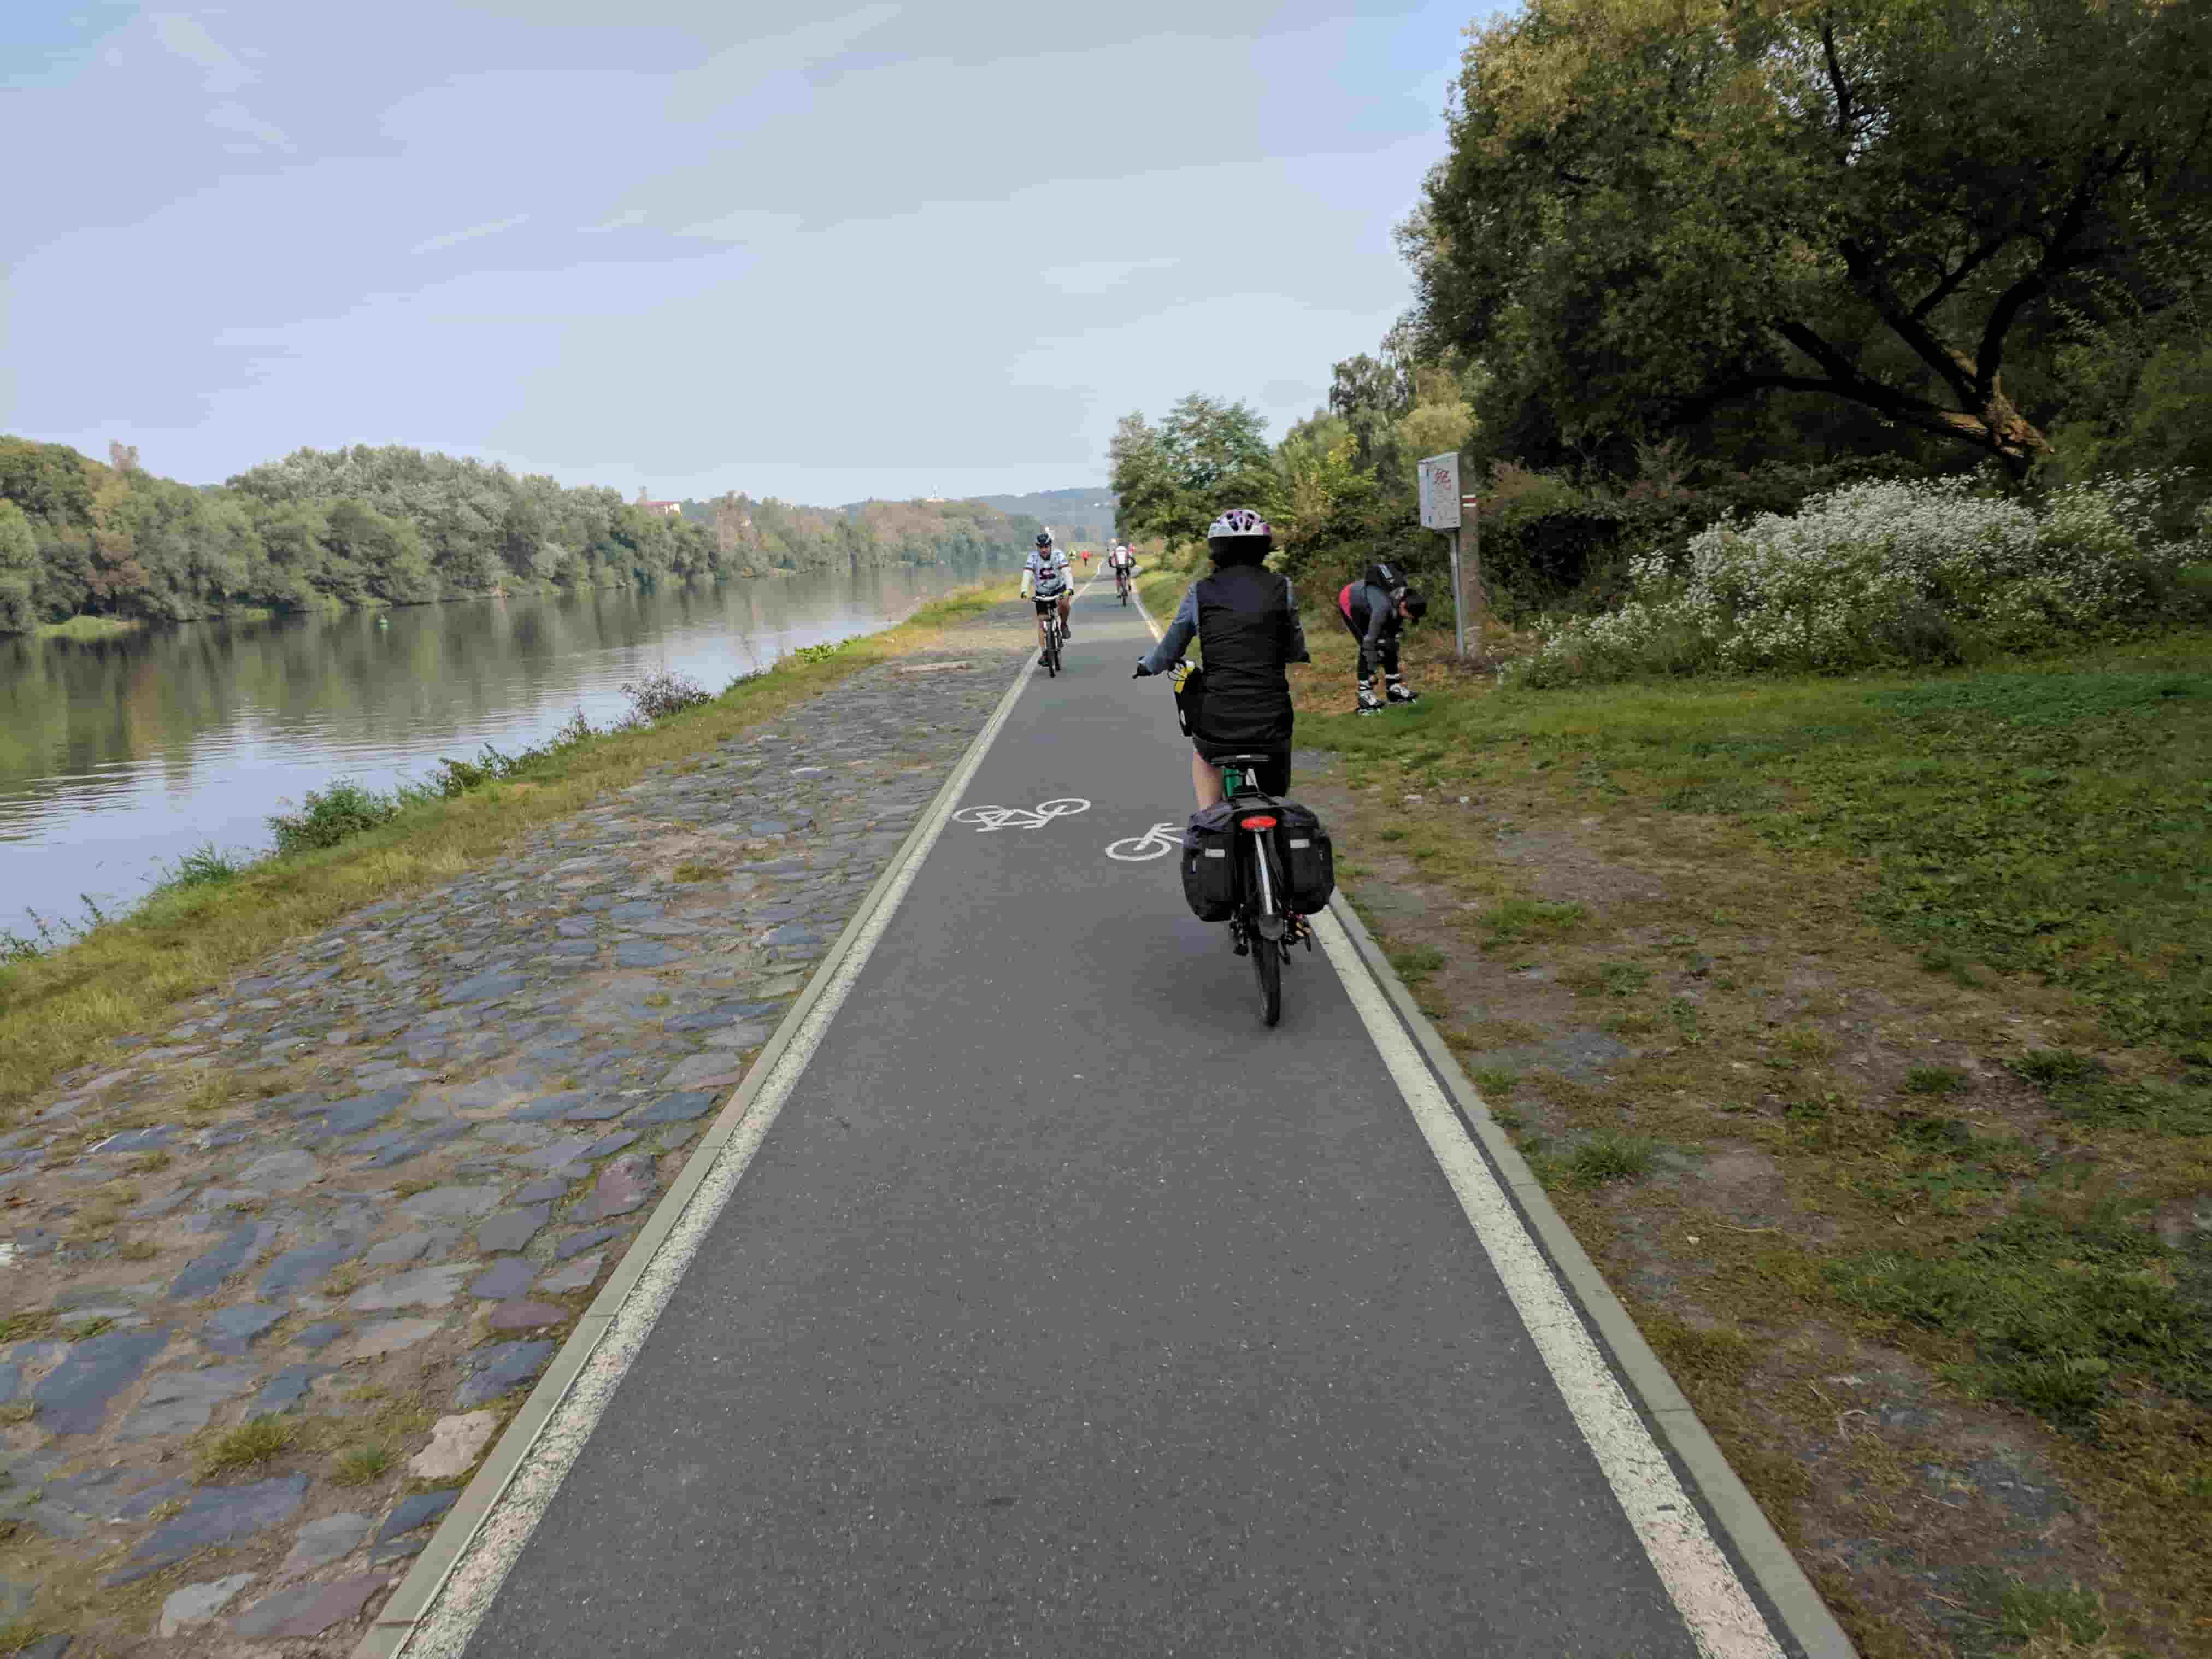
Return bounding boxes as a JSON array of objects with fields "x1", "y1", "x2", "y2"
[
  {"x1": 1417, "y1": 454, "x2": 1461, "y2": 530},
  {"x1": 1417, "y1": 452, "x2": 1468, "y2": 659}
]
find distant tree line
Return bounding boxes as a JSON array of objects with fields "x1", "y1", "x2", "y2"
[{"x1": 0, "y1": 439, "x2": 1043, "y2": 636}]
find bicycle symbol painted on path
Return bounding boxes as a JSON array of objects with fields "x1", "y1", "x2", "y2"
[
  {"x1": 953, "y1": 798, "x2": 1091, "y2": 833},
  {"x1": 1105, "y1": 822, "x2": 1182, "y2": 862}
]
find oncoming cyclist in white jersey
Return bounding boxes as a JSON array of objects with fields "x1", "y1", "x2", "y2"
[
  {"x1": 1107, "y1": 541, "x2": 1136, "y2": 598},
  {"x1": 1020, "y1": 531, "x2": 1074, "y2": 664}
]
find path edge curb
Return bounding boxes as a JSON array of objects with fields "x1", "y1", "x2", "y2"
[
  {"x1": 1323, "y1": 892, "x2": 1857, "y2": 1659},
  {"x1": 352, "y1": 627, "x2": 1040, "y2": 1658}
]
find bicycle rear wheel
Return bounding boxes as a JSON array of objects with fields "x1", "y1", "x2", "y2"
[{"x1": 1251, "y1": 926, "x2": 1281, "y2": 1026}]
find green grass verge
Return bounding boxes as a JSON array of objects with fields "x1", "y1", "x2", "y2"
[
  {"x1": 1307, "y1": 630, "x2": 2212, "y2": 1055},
  {"x1": 0, "y1": 580, "x2": 1012, "y2": 1121},
  {"x1": 34, "y1": 614, "x2": 143, "y2": 641},
  {"x1": 1289, "y1": 613, "x2": 2212, "y2": 1648}
]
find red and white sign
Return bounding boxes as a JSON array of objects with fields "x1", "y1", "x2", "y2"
[{"x1": 1418, "y1": 452, "x2": 1461, "y2": 530}]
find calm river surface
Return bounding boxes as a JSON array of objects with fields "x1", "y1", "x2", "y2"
[{"x1": 0, "y1": 560, "x2": 1010, "y2": 940}]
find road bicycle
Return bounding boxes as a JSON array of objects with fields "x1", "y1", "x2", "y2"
[
  {"x1": 1037, "y1": 602, "x2": 1066, "y2": 677},
  {"x1": 1115, "y1": 567, "x2": 1132, "y2": 605},
  {"x1": 1213, "y1": 752, "x2": 1311, "y2": 1028}
]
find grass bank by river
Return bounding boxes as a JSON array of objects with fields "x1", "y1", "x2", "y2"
[
  {"x1": 34, "y1": 614, "x2": 144, "y2": 642},
  {"x1": 1285, "y1": 611, "x2": 2212, "y2": 1654},
  {"x1": 1138, "y1": 545, "x2": 2210, "y2": 1648},
  {"x1": 0, "y1": 598, "x2": 1039, "y2": 1655},
  {"x1": 0, "y1": 580, "x2": 1013, "y2": 1122}
]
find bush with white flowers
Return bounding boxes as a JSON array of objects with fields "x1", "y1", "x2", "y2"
[{"x1": 1514, "y1": 474, "x2": 2208, "y2": 686}]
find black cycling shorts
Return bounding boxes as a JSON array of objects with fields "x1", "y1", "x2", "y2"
[
  {"x1": 1195, "y1": 744, "x2": 1290, "y2": 796},
  {"x1": 1032, "y1": 595, "x2": 1066, "y2": 614}
]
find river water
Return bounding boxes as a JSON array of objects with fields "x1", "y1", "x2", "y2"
[{"x1": 0, "y1": 560, "x2": 1011, "y2": 940}]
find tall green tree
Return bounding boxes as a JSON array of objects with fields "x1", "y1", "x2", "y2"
[
  {"x1": 1410, "y1": 0, "x2": 2212, "y2": 473},
  {"x1": 0, "y1": 501, "x2": 37, "y2": 633},
  {"x1": 1108, "y1": 414, "x2": 1184, "y2": 546},
  {"x1": 1109, "y1": 394, "x2": 1279, "y2": 550}
]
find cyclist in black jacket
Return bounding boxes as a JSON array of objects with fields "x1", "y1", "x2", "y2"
[
  {"x1": 1336, "y1": 562, "x2": 1427, "y2": 714},
  {"x1": 1133, "y1": 509, "x2": 1309, "y2": 808}
]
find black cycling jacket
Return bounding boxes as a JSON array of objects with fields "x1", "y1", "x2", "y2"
[{"x1": 1139, "y1": 563, "x2": 1310, "y2": 750}]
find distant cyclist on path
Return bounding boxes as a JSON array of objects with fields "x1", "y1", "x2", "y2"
[
  {"x1": 1108, "y1": 542, "x2": 1136, "y2": 598},
  {"x1": 1020, "y1": 532, "x2": 1074, "y2": 664},
  {"x1": 1132, "y1": 509, "x2": 1309, "y2": 808}
]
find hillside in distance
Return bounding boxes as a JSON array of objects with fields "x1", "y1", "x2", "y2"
[{"x1": 965, "y1": 487, "x2": 1118, "y2": 545}]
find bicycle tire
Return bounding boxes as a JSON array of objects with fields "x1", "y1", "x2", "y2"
[{"x1": 1251, "y1": 924, "x2": 1282, "y2": 1026}]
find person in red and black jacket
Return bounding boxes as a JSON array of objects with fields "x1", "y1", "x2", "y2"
[{"x1": 1336, "y1": 562, "x2": 1427, "y2": 715}]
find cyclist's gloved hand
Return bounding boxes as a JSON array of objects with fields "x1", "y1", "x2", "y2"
[{"x1": 1132, "y1": 659, "x2": 1152, "y2": 678}]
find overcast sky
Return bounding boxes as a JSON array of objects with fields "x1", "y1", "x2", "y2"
[{"x1": 3, "y1": 2, "x2": 1470, "y2": 504}]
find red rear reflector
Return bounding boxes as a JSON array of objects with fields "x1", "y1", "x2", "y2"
[{"x1": 1242, "y1": 816, "x2": 1279, "y2": 830}]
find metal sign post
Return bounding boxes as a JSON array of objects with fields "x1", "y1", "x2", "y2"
[
  {"x1": 1417, "y1": 452, "x2": 1467, "y2": 660},
  {"x1": 1460, "y1": 490, "x2": 1484, "y2": 663}
]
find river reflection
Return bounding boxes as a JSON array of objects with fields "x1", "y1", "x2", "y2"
[{"x1": 0, "y1": 560, "x2": 1010, "y2": 935}]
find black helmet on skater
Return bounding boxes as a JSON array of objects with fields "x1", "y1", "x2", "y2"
[{"x1": 1205, "y1": 507, "x2": 1272, "y2": 563}]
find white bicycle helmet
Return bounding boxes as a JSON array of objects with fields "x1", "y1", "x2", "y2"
[
  {"x1": 1206, "y1": 507, "x2": 1272, "y2": 560},
  {"x1": 1207, "y1": 508, "x2": 1269, "y2": 540}
]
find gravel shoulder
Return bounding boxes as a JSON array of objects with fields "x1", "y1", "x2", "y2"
[{"x1": 0, "y1": 600, "x2": 1038, "y2": 1656}]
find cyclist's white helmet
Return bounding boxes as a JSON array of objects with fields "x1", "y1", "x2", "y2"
[{"x1": 1205, "y1": 507, "x2": 1272, "y2": 560}]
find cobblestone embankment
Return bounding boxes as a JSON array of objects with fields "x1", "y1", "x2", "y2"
[{"x1": 0, "y1": 600, "x2": 1038, "y2": 1656}]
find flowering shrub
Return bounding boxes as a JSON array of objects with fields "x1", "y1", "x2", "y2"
[{"x1": 1514, "y1": 475, "x2": 2209, "y2": 685}]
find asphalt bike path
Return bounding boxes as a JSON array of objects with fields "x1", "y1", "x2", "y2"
[{"x1": 446, "y1": 583, "x2": 1793, "y2": 1656}]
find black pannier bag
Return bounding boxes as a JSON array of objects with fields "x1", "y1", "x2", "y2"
[
  {"x1": 1273, "y1": 801, "x2": 1336, "y2": 914},
  {"x1": 1181, "y1": 802, "x2": 1238, "y2": 922}
]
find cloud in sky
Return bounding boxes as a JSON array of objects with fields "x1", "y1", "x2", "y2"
[
  {"x1": 149, "y1": 12, "x2": 254, "y2": 91},
  {"x1": 2, "y1": 0, "x2": 1472, "y2": 505},
  {"x1": 413, "y1": 214, "x2": 533, "y2": 255},
  {"x1": 1040, "y1": 259, "x2": 1183, "y2": 297},
  {"x1": 149, "y1": 10, "x2": 293, "y2": 150}
]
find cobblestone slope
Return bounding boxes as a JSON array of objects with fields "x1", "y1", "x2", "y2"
[{"x1": 0, "y1": 604, "x2": 1036, "y2": 1655}]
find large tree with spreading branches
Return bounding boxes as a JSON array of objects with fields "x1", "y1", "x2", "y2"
[{"x1": 1407, "y1": 0, "x2": 2212, "y2": 472}]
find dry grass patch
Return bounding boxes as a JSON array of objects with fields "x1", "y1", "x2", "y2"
[
  {"x1": 198, "y1": 1415, "x2": 297, "y2": 1476},
  {"x1": 330, "y1": 1440, "x2": 398, "y2": 1486}
]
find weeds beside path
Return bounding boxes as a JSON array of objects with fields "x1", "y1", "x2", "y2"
[
  {"x1": 1287, "y1": 617, "x2": 2212, "y2": 1657},
  {"x1": 0, "y1": 581, "x2": 1014, "y2": 1123}
]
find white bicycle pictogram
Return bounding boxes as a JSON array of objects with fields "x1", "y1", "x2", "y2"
[
  {"x1": 1105, "y1": 822, "x2": 1182, "y2": 862},
  {"x1": 953, "y1": 797, "x2": 1091, "y2": 833}
]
